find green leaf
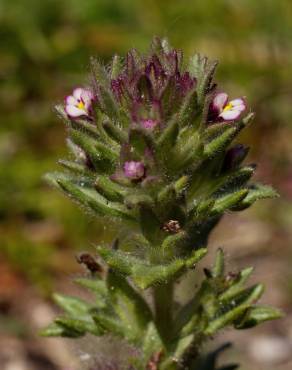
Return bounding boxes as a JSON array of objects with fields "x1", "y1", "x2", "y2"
[
  {"x1": 204, "y1": 304, "x2": 250, "y2": 336},
  {"x1": 42, "y1": 294, "x2": 102, "y2": 337},
  {"x1": 133, "y1": 249, "x2": 207, "y2": 289},
  {"x1": 96, "y1": 245, "x2": 207, "y2": 289},
  {"x1": 102, "y1": 119, "x2": 127, "y2": 143},
  {"x1": 91, "y1": 310, "x2": 125, "y2": 337},
  {"x1": 212, "y1": 248, "x2": 225, "y2": 278},
  {"x1": 236, "y1": 183, "x2": 279, "y2": 209},
  {"x1": 53, "y1": 293, "x2": 91, "y2": 316},
  {"x1": 55, "y1": 316, "x2": 102, "y2": 336},
  {"x1": 219, "y1": 267, "x2": 254, "y2": 302},
  {"x1": 235, "y1": 305, "x2": 283, "y2": 329},
  {"x1": 204, "y1": 122, "x2": 233, "y2": 142},
  {"x1": 94, "y1": 175, "x2": 127, "y2": 202},
  {"x1": 213, "y1": 166, "x2": 255, "y2": 197},
  {"x1": 204, "y1": 284, "x2": 264, "y2": 335},
  {"x1": 139, "y1": 205, "x2": 163, "y2": 244},
  {"x1": 174, "y1": 176, "x2": 189, "y2": 194},
  {"x1": 204, "y1": 127, "x2": 237, "y2": 159},
  {"x1": 189, "y1": 54, "x2": 218, "y2": 105},
  {"x1": 161, "y1": 231, "x2": 188, "y2": 255},
  {"x1": 110, "y1": 54, "x2": 123, "y2": 79},
  {"x1": 44, "y1": 171, "x2": 74, "y2": 188},
  {"x1": 178, "y1": 87, "x2": 200, "y2": 128},
  {"x1": 229, "y1": 284, "x2": 265, "y2": 306},
  {"x1": 142, "y1": 322, "x2": 164, "y2": 366},
  {"x1": 174, "y1": 131, "x2": 203, "y2": 171},
  {"x1": 40, "y1": 322, "x2": 84, "y2": 338},
  {"x1": 74, "y1": 277, "x2": 108, "y2": 308},
  {"x1": 55, "y1": 105, "x2": 100, "y2": 140},
  {"x1": 58, "y1": 159, "x2": 91, "y2": 175},
  {"x1": 56, "y1": 178, "x2": 135, "y2": 221},
  {"x1": 70, "y1": 129, "x2": 118, "y2": 173},
  {"x1": 125, "y1": 194, "x2": 154, "y2": 210},
  {"x1": 107, "y1": 271, "x2": 153, "y2": 343},
  {"x1": 189, "y1": 199, "x2": 215, "y2": 220},
  {"x1": 133, "y1": 260, "x2": 186, "y2": 289},
  {"x1": 91, "y1": 59, "x2": 119, "y2": 120},
  {"x1": 157, "y1": 118, "x2": 179, "y2": 157},
  {"x1": 211, "y1": 189, "x2": 248, "y2": 215}
]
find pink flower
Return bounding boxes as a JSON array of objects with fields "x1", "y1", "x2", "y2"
[
  {"x1": 141, "y1": 118, "x2": 158, "y2": 130},
  {"x1": 65, "y1": 87, "x2": 94, "y2": 119},
  {"x1": 123, "y1": 161, "x2": 145, "y2": 180},
  {"x1": 211, "y1": 92, "x2": 246, "y2": 121}
]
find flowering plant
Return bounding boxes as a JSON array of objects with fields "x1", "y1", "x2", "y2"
[{"x1": 42, "y1": 37, "x2": 282, "y2": 370}]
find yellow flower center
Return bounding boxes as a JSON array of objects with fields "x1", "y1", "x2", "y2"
[
  {"x1": 77, "y1": 100, "x2": 85, "y2": 110},
  {"x1": 223, "y1": 102, "x2": 233, "y2": 112}
]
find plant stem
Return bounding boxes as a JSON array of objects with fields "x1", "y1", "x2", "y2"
[{"x1": 153, "y1": 281, "x2": 174, "y2": 346}]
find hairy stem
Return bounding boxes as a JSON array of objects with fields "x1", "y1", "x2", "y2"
[{"x1": 153, "y1": 281, "x2": 174, "y2": 347}]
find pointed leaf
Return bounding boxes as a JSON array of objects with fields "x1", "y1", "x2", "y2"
[
  {"x1": 211, "y1": 189, "x2": 248, "y2": 215},
  {"x1": 219, "y1": 267, "x2": 254, "y2": 302},
  {"x1": 53, "y1": 293, "x2": 91, "y2": 316},
  {"x1": 236, "y1": 183, "x2": 279, "y2": 210},
  {"x1": 102, "y1": 119, "x2": 127, "y2": 143},
  {"x1": 94, "y1": 175, "x2": 127, "y2": 202},
  {"x1": 178, "y1": 87, "x2": 200, "y2": 128},
  {"x1": 107, "y1": 271, "x2": 153, "y2": 343},
  {"x1": 204, "y1": 127, "x2": 237, "y2": 159},
  {"x1": 57, "y1": 178, "x2": 135, "y2": 221},
  {"x1": 70, "y1": 129, "x2": 118, "y2": 173},
  {"x1": 40, "y1": 322, "x2": 84, "y2": 338},
  {"x1": 142, "y1": 322, "x2": 164, "y2": 366},
  {"x1": 213, "y1": 248, "x2": 225, "y2": 278},
  {"x1": 55, "y1": 316, "x2": 102, "y2": 336},
  {"x1": 235, "y1": 305, "x2": 283, "y2": 329}
]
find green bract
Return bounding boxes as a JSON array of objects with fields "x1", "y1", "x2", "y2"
[{"x1": 42, "y1": 38, "x2": 282, "y2": 370}]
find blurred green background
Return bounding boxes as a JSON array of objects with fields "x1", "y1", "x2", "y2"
[{"x1": 1, "y1": 1, "x2": 292, "y2": 369}]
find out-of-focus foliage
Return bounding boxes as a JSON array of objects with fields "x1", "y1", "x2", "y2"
[{"x1": 1, "y1": 0, "x2": 292, "y2": 293}]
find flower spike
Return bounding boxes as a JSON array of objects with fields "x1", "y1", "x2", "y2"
[{"x1": 44, "y1": 37, "x2": 281, "y2": 370}]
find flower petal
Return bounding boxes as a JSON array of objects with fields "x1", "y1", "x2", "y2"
[
  {"x1": 72, "y1": 87, "x2": 83, "y2": 100},
  {"x1": 229, "y1": 98, "x2": 246, "y2": 111},
  {"x1": 81, "y1": 89, "x2": 94, "y2": 102},
  {"x1": 219, "y1": 109, "x2": 242, "y2": 121},
  {"x1": 65, "y1": 104, "x2": 87, "y2": 118},
  {"x1": 141, "y1": 119, "x2": 157, "y2": 130},
  {"x1": 65, "y1": 95, "x2": 76, "y2": 105},
  {"x1": 124, "y1": 161, "x2": 145, "y2": 179},
  {"x1": 213, "y1": 92, "x2": 228, "y2": 112}
]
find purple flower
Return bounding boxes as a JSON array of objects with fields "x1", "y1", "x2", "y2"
[
  {"x1": 141, "y1": 118, "x2": 158, "y2": 130},
  {"x1": 210, "y1": 92, "x2": 246, "y2": 121},
  {"x1": 124, "y1": 161, "x2": 145, "y2": 180},
  {"x1": 65, "y1": 87, "x2": 94, "y2": 119}
]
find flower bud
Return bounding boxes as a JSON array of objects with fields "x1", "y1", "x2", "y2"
[
  {"x1": 222, "y1": 144, "x2": 249, "y2": 171},
  {"x1": 123, "y1": 161, "x2": 145, "y2": 180}
]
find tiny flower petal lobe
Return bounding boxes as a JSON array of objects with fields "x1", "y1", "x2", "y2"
[
  {"x1": 219, "y1": 109, "x2": 242, "y2": 121},
  {"x1": 213, "y1": 92, "x2": 228, "y2": 111},
  {"x1": 65, "y1": 104, "x2": 86, "y2": 118},
  {"x1": 65, "y1": 95, "x2": 76, "y2": 105},
  {"x1": 72, "y1": 88, "x2": 83, "y2": 100}
]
